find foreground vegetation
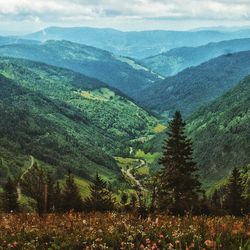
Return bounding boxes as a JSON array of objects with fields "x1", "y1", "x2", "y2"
[{"x1": 0, "y1": 212, "x2": 249, "y2": 249}]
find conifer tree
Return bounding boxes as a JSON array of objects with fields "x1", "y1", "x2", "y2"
[
  {"x1": 21, "y1": 163, "x2": 48, "y2": 215},
  {"x1": 61, "y1": 171, "x2": 83, "y2": 212},
  {"x1": 156, "y1": 111, "x2": 201, "y2": 214},
  {"x1": 211, "y1": 189, "x2": 221, "y2": 209},
  {"x1": 85, "y1": 173, "x2": 115, "y2": 212},
  {"x1": 121, "y1": 192, "x2": 128, "y2": 206},
  {"x1": 223, "y1": 168, "x2": 244, "y2": 216},
  {"x1": 2, "y1": 177, "x2": 19, "y2": 212}
]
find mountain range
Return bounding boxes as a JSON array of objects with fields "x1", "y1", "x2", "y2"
[
  {"x1": 0, "y1": 40, "x2": 162, "y2": 97},
  {"x1": 137, "y1": 51, "x2": 250, "y2": 117},
  {"x1": 0, "y1": 26, "x2": 250, "y2": 190},
  {"x1": 142, "y1": 38, "x2": 250, "y2": 76},
  {"x1": 23, "y1": 27, "x2": 250, "y2": 58}
]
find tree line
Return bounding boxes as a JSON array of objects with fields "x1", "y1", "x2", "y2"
[{"x1": 1, "y1": 111, "x2": 249, "y2": 216}]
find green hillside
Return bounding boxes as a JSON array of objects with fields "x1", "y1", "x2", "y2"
[
  {"x1": 187, "y1": 76, "x2": 250, "y2": 185},
  {"x1": 142, "y1": 38, "x2": 250, "y2": 76},
  {"x1": 137, "y1": 51, "x2": 250, "y2": 117},
  {"x1": 0, "y1": 40, "x2": 163, "y2": 97},
  {"x1": 0, "y1": 58, "x2": 159, "y2": 182}
]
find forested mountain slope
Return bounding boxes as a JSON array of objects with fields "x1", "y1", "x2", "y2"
[
  {"x1": 142, "y1": 38, "x2": 250, "y2": 76},
  {"x1": 0, "y1": 58, "x2": 159, "y2": 181},
  {"x1": 0, "y1": 40, "x2": 162, "y2": 97},
  {"x1": 187, "y1": 76, "x2": 250, "y2": 183},
  {"x1": 138, "y1": 51, "x2": 250, "y2": 117}
]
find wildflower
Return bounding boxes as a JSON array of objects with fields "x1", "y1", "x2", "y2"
[
  {"x1": 152, "y1": 243, "x2": 158, "y2": 249},
  {"x1": 204, "y1": 240, "x2": 216, "y2": 249},
  {"x1": 139, "y1": 244, "x2": 145, "y2": 249}
]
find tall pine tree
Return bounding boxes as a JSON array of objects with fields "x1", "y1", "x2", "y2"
[
  {"x1": 85, "y1": 173, "x2": 115, "y2": 212},
  {"x1": 157, "y1": 111, "x2": 201, "y2": 214},
  {"x1": 61, "y1": 171, "x2": 83, "y2": 212},
  {"x1": 223, "y1": 168, "x2": 244, "y2": 216},
  {"x1": 21, "y1": 163, "x2": 48, "y2": 215}
]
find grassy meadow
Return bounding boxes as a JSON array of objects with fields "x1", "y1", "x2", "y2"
[{"x1": 0, "y1": 213, "x2": 249, "y2": 249}]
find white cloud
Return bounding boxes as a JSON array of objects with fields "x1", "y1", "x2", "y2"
[{"x1": 1, "y1": 0, "x2": 250, "y2": 34}]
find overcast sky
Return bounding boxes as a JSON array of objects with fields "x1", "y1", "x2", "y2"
[{"x1": 1, "y1": 0, "x2": 250, "y2": 35}]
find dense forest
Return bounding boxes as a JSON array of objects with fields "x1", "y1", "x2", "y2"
[{"x1": 0, "y1": 23, "x2": 250, "y2": 249}]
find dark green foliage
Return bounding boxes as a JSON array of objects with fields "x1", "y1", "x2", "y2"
[
  {"x1": 142, "y1": 38, "x2": 250, "y2": 76},
  {"x1": 85, "y1": 174, "x2": 115, "y2": 212},
  {"x1": 211, "y1": 189, "x2": 221, "y2": 209},
  {"x1": 223, "y1": 168, "x2": 244, "y2": 216},
  {"x1": 2, "y1": 177, "x2": 19, "y2": 212},
  {"x1": 47, "y1": 173, "x2": 56, "y2": 212},
  {"x1": 20, "y1": 163, "x2": 48, "y2": 215},
  {"x1": 156, "y1": 111, "x2": 201, "y2": 214},
  {"x1": 61, "y1": 172, "x2": 83, "y2": 212},
  {"x1": 138, "y1": 51, "x2": 250, "y2": 116},
  {"x1": 0, "y1": 58, "x2": 158, "y2": 180},
  {"x1": 120, "y1": 192, "x2": 128, "y2": 206},
  {"x1": 187, "y1": 76, "x2": 250, "y2": 183},
  {"x1": 53, "y1": 182, "x2": 62, "y2": 212}
]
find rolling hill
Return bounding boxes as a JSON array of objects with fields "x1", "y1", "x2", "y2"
[
  {"x1": 141, "y1": 38, "x2": 250, "y2": 76},
  {"x1": 0, "y1": 36, "x2": 39, "y2": 46},
  {"x1": 0, "y1": 57, "x2": 160, "y2": 181},
  {"x1": 137, "y1": 51, "x2": 250, "y2": 117},
  {"x1": 0, "y1": 40, "x2": 162, "y2": 97},
  {"x1": 23, "y1": 27, "x2": 250, "y2": 59},
  {"x1": 187, "y1": 75, "x2": 250, "y2": 185}
]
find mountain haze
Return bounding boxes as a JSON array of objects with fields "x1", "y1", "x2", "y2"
[
  {"x1": 0, "y1": 40, "x2": 162, "y2": 97},
  {"x1": 138, "y1": 51, "x2": 250, "y2": 117},
  {"x1": 142, "y1": 38, "x2": 250, "y2": 76},
  {"x1": 24, "y1": 27, "x2": 250, "y2": 58}
]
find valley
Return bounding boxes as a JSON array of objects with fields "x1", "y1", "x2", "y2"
[{"x1": 0, "y1": 25, "x2": 249, "y2": 221}]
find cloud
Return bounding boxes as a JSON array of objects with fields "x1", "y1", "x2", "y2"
[
  {"x1": 1, "y1": 0, "x2": 250, "y2": 20},
  {"x1": 1, "y1": 0, "x2": 250, "y2": 34}
]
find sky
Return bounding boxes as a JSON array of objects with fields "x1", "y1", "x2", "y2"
[{"x1": 1, "y1": 0, "x2": 250, "y2": 35}]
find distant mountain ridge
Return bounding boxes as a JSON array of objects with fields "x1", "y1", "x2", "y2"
[
  {"x1": 0, "y1": 40, "x2": 162, "y2": 98},
  {"x1": 23, "y1": 26, "x2": 250, "y2": 58},
  {"x1": 137, "y1": 51, "x2": 250, "y2": 117},
  {"x1": 0, "y1": 36, "x2": 39, "y2": 46},
  {"x1": 141, "y1": 38, "x2": 250, "y2": 76}
]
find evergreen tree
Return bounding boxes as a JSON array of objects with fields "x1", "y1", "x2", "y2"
[
  {"x1": 61, "y1": 171, "x2": 83, "y2": 212},
  {"x1": 21, "y1": 163, "x2": 48, "y2": 215},
  {"x1": 2, "y1": 177, "x2": 19, "y2": 212},
  {"x1": 211, "y1": 189, "x2": 221, "y2": 209},
  {"x1": 85, "y1": 173, "x2": 115, "y2": 212},
  {"x1": 121, "y1": 192, "x2": 128, "y2": 206},
  {"x1": 223, "y1": 168, "x2": 244, "y2": 216},
  {"x1": 156, "y1": 111, "x2": 201, "y2": 214}
]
